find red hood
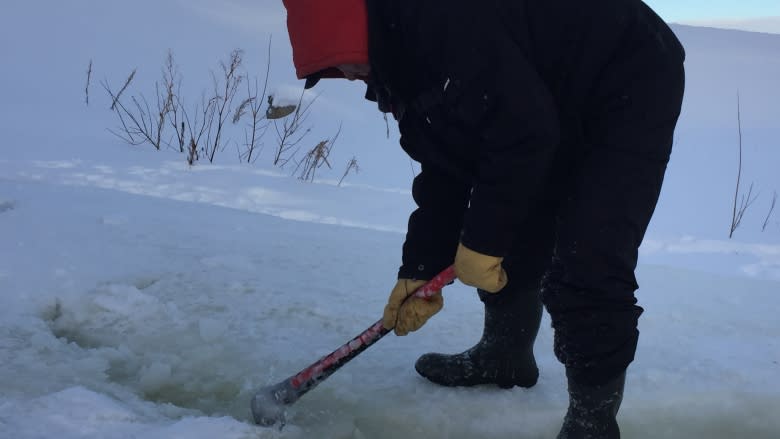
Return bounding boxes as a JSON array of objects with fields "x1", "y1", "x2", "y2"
[{"x1": 282, "y1": 0, "x2": 369, "y2": 85}]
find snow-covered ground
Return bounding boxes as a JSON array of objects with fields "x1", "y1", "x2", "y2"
[
  {"x1": 2, "y1": 157, "x2": 779, "y2": 439},
  {"x1": 2, "y1": 2, "x2": 780, "y2": 438}
]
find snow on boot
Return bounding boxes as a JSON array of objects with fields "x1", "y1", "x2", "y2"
[
  {"x1": 557, "y1": 371, "x2": 626, "y2": 439},
  {"x1": 415, "y1": 285, "x2": 542, "y2": 388}
]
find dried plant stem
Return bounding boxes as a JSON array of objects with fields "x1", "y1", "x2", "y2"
[
  {"x1": 110, "y1": 69, "x2": 136, "y2": 111},
  {"x1": 295, "y1": 125, "x2": 341, "y2": 183},
  {"x1": 763, "y1": 191, "x2": 777, "y2": 232},
  {"x1": 338, "y1": 157, "x2": 360, "y2": 186},
  {"x1": 207, "y1": 50, "x2": 244, "y2": 162},
  {"x1": 729, "y1": 93, "x2": 759, "y2": 238},
  {"x1": 85, "y1": 60, "x2": 93, "y2": 106}
]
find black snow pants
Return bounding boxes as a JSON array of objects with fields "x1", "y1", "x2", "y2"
[{"x1": 502, "y1": 45, "x2": 686, "y2": 387}]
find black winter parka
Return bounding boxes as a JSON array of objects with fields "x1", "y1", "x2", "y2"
[{"x1": 364, "y1": 0, "x2": 685, "y2": 280}]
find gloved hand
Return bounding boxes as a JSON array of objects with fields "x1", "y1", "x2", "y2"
[
  {"x1": 382, "y1": 279, "x2": 443, "y2": 336},
  {"x1": 454, "y1": 243, "x2": 508, "y2": 293}
]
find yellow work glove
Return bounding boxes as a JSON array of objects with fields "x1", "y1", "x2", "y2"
[
  {"x1": 454, "y1": 243, "x2": 508, "y2": 293},
  {"x1": 382, "y1": 279, "x2": 443, "y2": 336}
]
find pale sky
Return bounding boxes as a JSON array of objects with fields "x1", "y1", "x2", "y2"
[
  {"x1": 646, "y1": 0, "x2": 779, "y2": 21},
  {"x1": 204, "y1": 1, "x2": 780, "y2": 37},
  {"x1": 644, "y1": 0, "x2": 780, "y2": 33}
]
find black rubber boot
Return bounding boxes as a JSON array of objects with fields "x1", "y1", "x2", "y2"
[
  {"x1": 415, "y1": 285, "x2": 543, "y2": 388},
  {"x1": 557, "y1": 371, "x2": 626, "y2": 439}
]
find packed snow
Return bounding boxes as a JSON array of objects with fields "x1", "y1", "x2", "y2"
[{"x1": 2, "y1": 2, "x2": 780, "y2": 438}]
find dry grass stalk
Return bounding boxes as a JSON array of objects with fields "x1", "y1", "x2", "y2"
[
  {"x1": 729, "y1": 93, "x2": 759, "y2": 238},
  {"x1": 338, "y1": 157, "x2": 359, "y2": 186},
  {"x1": 763, "y1": 191, "x2": 777, "y2": 232},
  {"x1": 85, "y1": 59, "x2": 93, "y2": 106}
]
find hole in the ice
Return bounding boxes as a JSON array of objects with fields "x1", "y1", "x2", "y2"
[{"x1": 41, "y1": 296, "x2": 255, "y2": 421}]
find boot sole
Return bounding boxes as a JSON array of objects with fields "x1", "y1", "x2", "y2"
[{"x1": 416, "y1": 364, "x2": 539, "y2": 389}]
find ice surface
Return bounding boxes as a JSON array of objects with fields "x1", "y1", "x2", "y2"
[{"x1": 1, "y1": 180, "x2": 778, "y2": 438}]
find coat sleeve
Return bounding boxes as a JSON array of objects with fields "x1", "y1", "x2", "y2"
[
  {"x1": 403, "y1": 54, "x2": 560, "y2": 260},
  {"x1": 398, "y1": 161, "x2": 471, "y2": 280},
  {"x1": 389, "y1": 1, "x2": 561, "y2": 264},
  {"x1": 398, "y1": 44, "x2": 559, "y2": 267},
  {"x1": 459, "y1": 52, "x2": 560, "y2": 257},
  {"x1": 442, "y1": 12, "x2": 560, "y2": 258}
]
